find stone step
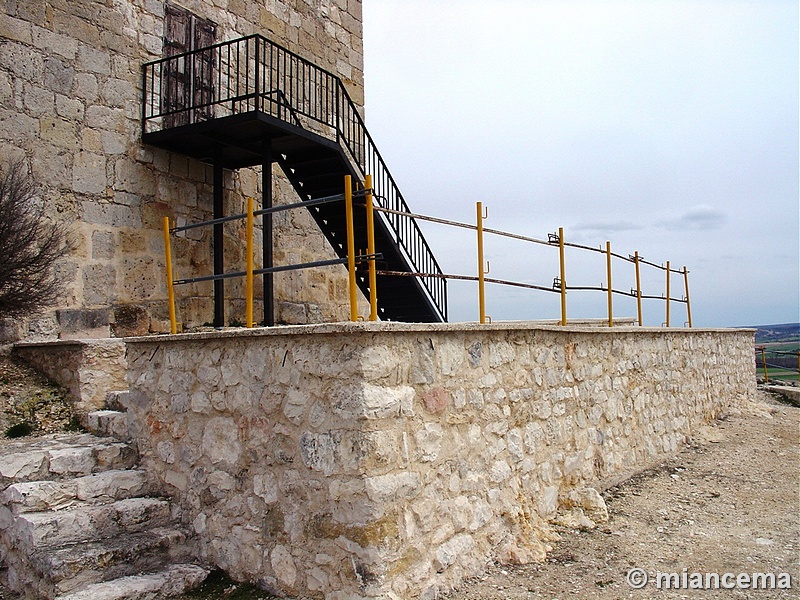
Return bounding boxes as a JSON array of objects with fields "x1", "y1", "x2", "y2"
[
  {"x1": 2, "y1": 480, "x2": 76, "y2": 514},
  {"x1": 85, "y1": 410, "x2": 131, "y2": 441},
  {"x1": 29, "y1": 527, "x2": 195, "y2": 597},
  {"x1": 11, "y1": 497, "x2": 172, "y2": 551},
  {"x1": 2, "y1": 469, "x2": 153, "y2": 514},
  {"x1": 54, "y1": 563, "x2": 210, "y2": 600},
  {"x1": 0, "y1": 434, "x2": 137, "y2": 487},
  {"x1": 105, "y1": 391, "x2": 130, "y2": 412}
]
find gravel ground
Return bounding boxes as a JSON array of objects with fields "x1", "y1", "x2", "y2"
[{"x1": 0, "y1": 353, "x2": 76, "y2": 439}]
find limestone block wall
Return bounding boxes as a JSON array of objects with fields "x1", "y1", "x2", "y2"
[
  {"x1": 0, "y1": 0, "x2": 364, "y2": 340},
  {"x1": 125, "y1": 323, "x2": 755, "y2": 599}
]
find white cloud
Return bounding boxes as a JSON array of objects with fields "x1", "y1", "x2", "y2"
[
  {"x1": 656, "y1": 205, "x2": 728, "y2": 231},
  {"x1": 572, "y1": 220, "x2": 643, "y2": 234}
]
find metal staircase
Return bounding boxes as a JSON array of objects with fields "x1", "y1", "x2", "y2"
[{"x1": 142, "y1": 35, "x2": 446, "y2": 322}]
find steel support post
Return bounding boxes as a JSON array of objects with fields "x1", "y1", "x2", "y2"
[
  {"x1": 213, "y1": 156, "x2": 224, "y2": 328},
  {"x1": 344, "y1": 175, "x2": 358, "y2": 321},
  {"x1": 246, "y1": 197, "x2": 254, "y2": 328},
  {"x1": 634, "y1": 251, "x2": 643, "y2": 326},
  {"x1": 477, "y1": 202, "x2": 487, "y2": 324},
  {"x1": 683, "y1": 266, "x2": 692, "y2": 328},
  {"x1": 162, "y1": 216, "x2": 177, "y2": 334},
  {"x1": 665, "y1": 260, "x2": 671, "y2": 327},
  {"x1": 262, "y1": 139, "x2": 274, "y2": 326},
  {"x1": 365, "y1": 174, "x2": 378, "y2": 321},
  {"x1": 606, "y1": 241, "x2": 613, "y2": 327},
  {"x1": 559, "y1": 227, "x2": 567, "y2": 326}
]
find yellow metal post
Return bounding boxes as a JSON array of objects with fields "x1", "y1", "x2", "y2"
[
  {"x1": 665, "y1": 260, "x2": 671, "y2": 327},
  {"x1": 162, "y1": 216, "x2": 177, "y2": 335},
  {"x1": 559, "y1": 227, "x2": 567, "y2": 326},
  {"x1": 345, "y1": 175, "x2": 358, "y2": 322},
  {"x1": 760, "y1": 346, "x2": 769, "y2": 382},
  {"x1": 245, "y1": 197, "x2": 254, "y2": 328},
  {"x1": 634, "y1": 251, "x2": 643, "y2": 326},
  {"x1": 606, "y1": 241, "x2": 613, "y2": 327},
  {"x1": 477, "y1": 202, "x2": 487, "y2": 324},
  {"x1": 682, "y1": 266, "x2": 692, "y2": 328},
  {"x1": 365, "y1": 175, "x2": 378, "y2": 321}
]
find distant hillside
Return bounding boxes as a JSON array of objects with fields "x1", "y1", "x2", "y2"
[{"x1": 750, "y1": 323, "x2": 800, "y2": 344}]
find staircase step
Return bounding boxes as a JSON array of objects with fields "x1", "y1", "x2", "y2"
[
  {"x1": 85, "y1": 410, "x2": 131, "y2": 441},
  {"x1": 0, "y1": 434, "x2": 138, "y2": 487},
  {"x1": 0, "y1": 432, "x2": 205, "y2": 600},
  {"x1": 33, "y1": 527, "x2": 194, "y2": 596},
  {"x1": 2, "y1": 480, "x2": 77, "y2": 514},
  {"x1": 0, "y1": 448, "x2": 49, "y2": 486},
  {"x1": 2, "y1": 469, "x2": 152, "y2": 514},
  {"x1": 12, "y1": 497, "x2": 172, "y2": 551},
  {"x1": 54, "y1": 563, "x2": 210, "y2": 600},
  {"x1": 75, "y1": 469, "x2": 153, "y2": 504}
]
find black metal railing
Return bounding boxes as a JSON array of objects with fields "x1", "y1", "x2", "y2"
[{"x1": 143, "y1": 34, "x2": 447, "y2": 321}]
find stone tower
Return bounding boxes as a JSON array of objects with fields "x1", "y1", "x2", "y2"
[{"x1": 0, "y1": 0, "x2": 365, "y2": 340}]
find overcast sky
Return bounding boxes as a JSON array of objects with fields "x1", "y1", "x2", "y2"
[{"x1": 361, "y1": 0, "x2": 798, "y2": 327}]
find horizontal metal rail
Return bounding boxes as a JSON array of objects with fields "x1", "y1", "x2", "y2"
[
  {"x1": 173, "y1": 254, "x2": 381, "y2": 285},
  {"x1": 566, "y1": 285, "x2": 688, "y2": 302},
  {"x1": 377, "y1": 270, "x2": 560, "y2": 293},
  {"x1": 171, "y1": 193, "x2": 346, "y2": 233},
  {"x1": 374, "y1": 205, "x2": 687, "y2": 275},
  {"x1": 758, "y1": 349, "x2": 800, "y2": 357}
]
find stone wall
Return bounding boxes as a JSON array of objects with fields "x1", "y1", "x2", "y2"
[
  {"x1": 13, "y1": 338, "x2": 127, "y2": 417},
  {"x1": 0, "y1": 0, "x2": 364, "y2": 340},
  {"x1": 124, "y1": 322, "x2": 756, "y2": 599}
]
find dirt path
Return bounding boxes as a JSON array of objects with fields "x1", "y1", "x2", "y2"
[{"x1": 443, "y1": 393, "x2": 799, "y2": 600}]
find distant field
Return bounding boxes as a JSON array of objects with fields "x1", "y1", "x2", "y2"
[
  {"x1": 759, "y1": 341, "x2": 800, "y2": 351},
  {"x1": 760, "y1": 369, "x2": 799, "y2": 383},
  {"x1": 754, "y1": 330, "x2": 798, "y2": 381},
  {"x1": 753, "y1": 322, "x2": 800, "y2": 344}
]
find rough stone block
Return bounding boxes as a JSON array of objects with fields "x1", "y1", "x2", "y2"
[
  {"x1": 47, "y1": 446, "x2": 97, "y2": 477},
  {"x1": 43, "y1": 56, "x2": 74, "y2": 95},
  {"x1": 55, "y1": 564, "x2": 209, "y2": 600},
  {"x1": 0, "y1": 452, "x2": 47, "y2": 485},
  {"x1": 111, "y1": 304, "x2": 149, "y2": 337},
  {"x1": 55, "y1": 94, "x2": 84, "y2": 120},
  {"x1": 2, "y1": 480, "x2": 78, "y2": 513},
  {"x1": 74, "y1": 469, "x2": 150, "y2": 501},
  {"x1": 72, "y1": 152, "x2": 107, "y2": 195},
  {"x1": 0, "y1": 109, "x2": 38, "y2": 143},
  {"x1": 56, "y1": 308, "x2": 111, "y2": 340},
  {"x1": 13, "y1": 497, "x2": 171, "y2": 550},
  {"x1": 76, "y1": 45, "x2": 111, "y2": 75},
  {"x1": 85, "y1": 410, "x2": 130, "y2": 440},
  {"x1": 0, "y1": 318, "x2": 24, "y2": 343},
  {"x1": 0, "y1": 13, "x2": 33, "y2": 44},
  {"x1": 90, "y1": 230, "x2": 115, "y2": 260}
]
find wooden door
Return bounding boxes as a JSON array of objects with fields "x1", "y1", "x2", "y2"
[{"x1": 163, "y1": 4, "x2": 216, "y2": 127}]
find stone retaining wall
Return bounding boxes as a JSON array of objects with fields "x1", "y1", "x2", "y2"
[
  {"x1": 14, "y1": 338, "x2": 127, "y2": 418},
  {"x1": 124, "y1": 323, "x2": 755, "y2": 599}
]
